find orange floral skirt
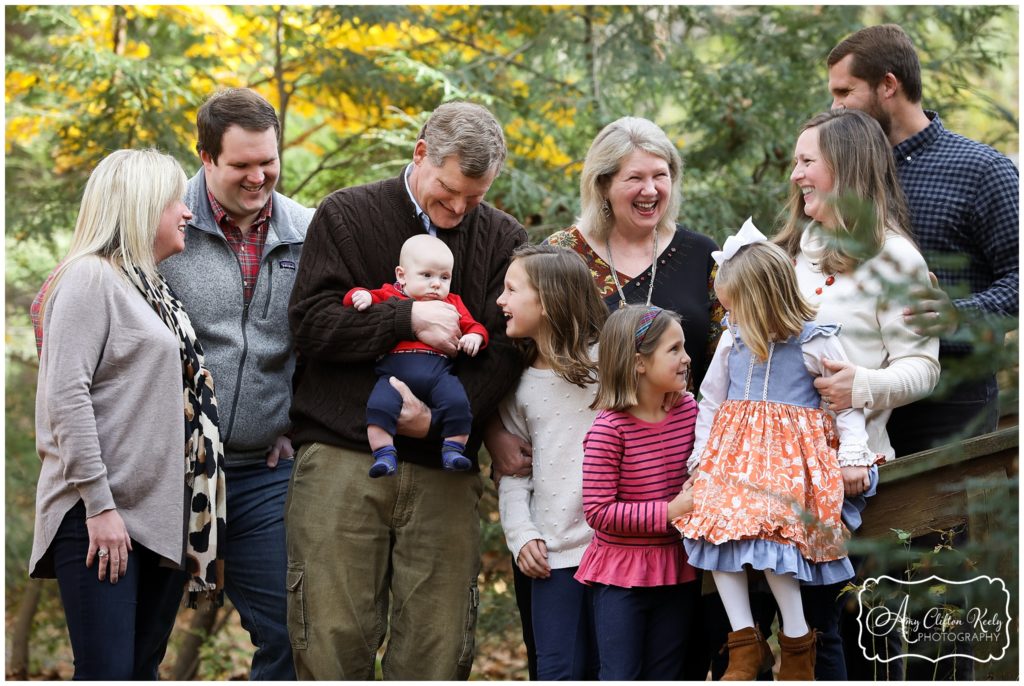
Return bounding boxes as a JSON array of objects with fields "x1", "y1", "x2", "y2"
[{"x1": 677, "y1": 399, "x2": 849, "y2": 563}]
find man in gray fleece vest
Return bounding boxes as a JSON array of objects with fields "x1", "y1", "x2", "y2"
[{"x1": 160, "y1": 88, "x2": 312, "y2": 680}]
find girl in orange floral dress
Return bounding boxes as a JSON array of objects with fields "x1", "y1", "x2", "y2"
[{"x1": 674, "y1": 220, "x2": 875, "y2": 680}]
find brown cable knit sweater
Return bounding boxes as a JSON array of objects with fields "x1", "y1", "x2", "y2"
[{"x1": 288, "y1": 172, "x2": 527, "y2": 468}]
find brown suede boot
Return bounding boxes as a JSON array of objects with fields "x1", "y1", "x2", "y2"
[
  {"x1": 721, "y1": 625, "x2": 774, "y2": 681},
  {"x1": 778, "y1": 629, "x2": 818, "y2": 680}
]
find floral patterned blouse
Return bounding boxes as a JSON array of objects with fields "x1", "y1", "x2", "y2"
[{"x1": 547, "y1": 225, "x2": 725, "y2": 391}]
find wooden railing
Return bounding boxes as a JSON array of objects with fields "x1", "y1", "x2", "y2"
[{"x1": 859, "y1": 424, "x2": 1019, "y2": 680}]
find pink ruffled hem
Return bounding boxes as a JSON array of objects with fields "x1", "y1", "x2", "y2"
[{"x1": 574, "y1": 541, "x2": 697, "y2": 587}]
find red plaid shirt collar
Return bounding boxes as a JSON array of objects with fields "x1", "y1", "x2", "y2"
[
  {"x1": 207, "y1": 189, "x2": 274, "y2": 235},
  {"x1": 207, "y1": 189, "x2": 273, "y2": 303}
]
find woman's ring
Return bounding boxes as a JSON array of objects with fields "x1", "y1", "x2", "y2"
[{"x1": 97, "y1": 548, "x2": 109, "y2": 558}]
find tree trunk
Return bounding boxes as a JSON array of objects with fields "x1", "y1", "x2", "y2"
[
  {"x1": 170, "y1": 603, "x2": 222, "y2": 680},
  {"x1": 8, "y1": 579, "x2": 46, "y2": 679}
]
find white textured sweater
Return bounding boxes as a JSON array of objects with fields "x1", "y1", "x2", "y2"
[
  {"x1": 498, "y1": 365, "x2": 598, "y2": 569},
  {"x1": 797, "y1": 228, "x2": 940, "y2": 460},
  {"x1": 31, "y1": 257, "x2": 186, "y2": 577}
]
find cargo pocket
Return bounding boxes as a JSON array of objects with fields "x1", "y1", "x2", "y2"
[
  {"x1": 455, "y1": 582, "x2": 480, "y2": 678},
  {"x1": 286, "y1": 562, "x2": 308, "y2": 650}
]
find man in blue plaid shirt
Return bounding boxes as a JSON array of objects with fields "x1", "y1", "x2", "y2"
[{"x1": 827, "y1": 23, "x2": 1018, "y2": 456}]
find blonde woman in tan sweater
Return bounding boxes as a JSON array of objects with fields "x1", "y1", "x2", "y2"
[{"x1": 30, "y1": 149, "x2": 226, "y2": 680}]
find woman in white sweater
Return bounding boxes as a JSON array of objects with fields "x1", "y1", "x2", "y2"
[
  {"x1": 30, "y1": 149, "x2": 227, "y2": 680},
  {"x1": 775, "y1": 108, "x2": 940, "y2": 463},
  {"x1": 770, "y1": 108, "x2": 939, "y2": 680}
]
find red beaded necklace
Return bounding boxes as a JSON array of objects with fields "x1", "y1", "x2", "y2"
[
  {"x1": 815, "y1": 274, "x2": 836, "y2": 295},
  {"x1": 793, "y1": 258, "x2": 837, "y2": 295}
]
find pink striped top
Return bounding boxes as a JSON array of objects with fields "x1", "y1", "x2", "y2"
[{"x1": 574, "y1": 396, "x2": 699, "y2": 588}]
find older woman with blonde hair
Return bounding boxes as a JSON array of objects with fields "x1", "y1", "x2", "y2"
[
  {"x1": 548, "y1": 116, "x2": 722, "y2": 390},
  {"x1": 30, "y1": 149, "x2": 227, "y2": 679},
  {"x1": 487, "y1": 117, "x2": 722, "y2": 679}
]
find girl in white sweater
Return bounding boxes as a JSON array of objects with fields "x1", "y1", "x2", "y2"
[{"x1": 495, "y1": 244, "x2": 608, "y2": 679}]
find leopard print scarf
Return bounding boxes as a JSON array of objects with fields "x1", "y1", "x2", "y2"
[{"x1": 125, "y1": 266, "x2": 226, "y2": 607}]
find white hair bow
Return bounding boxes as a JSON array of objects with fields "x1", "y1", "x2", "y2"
[{"x1": 711, "y1": 217, "x2": 768, "y2": 266}]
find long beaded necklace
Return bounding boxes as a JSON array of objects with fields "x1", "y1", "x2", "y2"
[{"x1": 605, "y1": 229, "x2": 659, "y2": 309}]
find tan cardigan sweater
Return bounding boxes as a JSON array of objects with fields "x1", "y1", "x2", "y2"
[{"x1": 31, "y1": 257, "x2": 186, "y2": 577}]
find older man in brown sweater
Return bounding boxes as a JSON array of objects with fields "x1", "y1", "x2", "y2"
[{"x1": 285, "y1": 102, "x2": 527, "y2": 680}]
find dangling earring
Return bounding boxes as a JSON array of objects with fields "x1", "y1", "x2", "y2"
[{"x1": 601, "y1": 198, "x2": 612, "y2": 220}]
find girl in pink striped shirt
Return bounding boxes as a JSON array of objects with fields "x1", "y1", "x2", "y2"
[{"x1": 575, "y1": 304, "x2": 698, "y2": 680}]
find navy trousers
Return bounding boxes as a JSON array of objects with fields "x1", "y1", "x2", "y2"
[
  {"x1": 223, "y1": 460, "x2": 296, "y2": 680},
  {"x1": 367, "y1": 353, "x2": 472, "y2": 438},
  {"x1": 52, "y1": 501, "x2": 186, "y2": 680},
  {"x1": 591, "y1": 581, "x2": 699, "y2": 680},
  {"x1": 532, "y1": 567, "x2": 599, "y2": 680}
]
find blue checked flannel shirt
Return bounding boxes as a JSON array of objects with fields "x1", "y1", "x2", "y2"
[{"x1": 894, "y1": 111, "x2": 1019, "y2": 356}]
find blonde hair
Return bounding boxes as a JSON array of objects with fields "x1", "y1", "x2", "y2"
[
  {"x1": 774, "y1": 109, "x2": 912, "y2": 274},
  {"x1": 715, "y1": 242, "x2": 817, "y2": 361},
  {"x1": 578, "y1": 117, "x2": 683, "y2": 242},
  {"x1": 511, "y1": 244, "x2": 607, "y2": 387},
  {"x1": 591, "y1": 305, "x2": 681, "y2": 411},
  {"x1": 40, "y1": 148, "x2": 187, "y2": 316}
]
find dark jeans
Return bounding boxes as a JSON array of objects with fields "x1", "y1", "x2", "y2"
[
  {"x1": 224, "y1": 460, "x2": 296, "y2": 680},
  {"x1": 796, "y1": 581, "x2": 848, "y2": 680},
  {"x1": 532, "y1": 567, "x2": 598, "y2": 680},
  {"x1": 52, "y1": 501, "x2": 186, "y2": 680},
  {"x1": 591, "y1": 581, "x2": 699, "y2": 680},
  {"x1": 512, "y1": 563, "x2": 538, "y2": 679},
  {"x1": 888, "y1": 376, "x2": 999, "y2": 456}
]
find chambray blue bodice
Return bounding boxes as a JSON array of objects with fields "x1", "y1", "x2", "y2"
[{"x1": 725, "y1": 320, "x2": 840, "y2": 409}]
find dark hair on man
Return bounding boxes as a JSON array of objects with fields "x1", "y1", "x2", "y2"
[
  {"x1": 827, "y1": 24, "x2": 923, "y2": 103},
  {"x1": 196, "y1": 88, "x2": 281, "y2": 163}
]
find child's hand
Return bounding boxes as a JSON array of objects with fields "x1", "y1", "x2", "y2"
[
  {"x1": 459, "y1": 333, "x2": 484, "y2": 357},
  {"x1": 516, "y1": 539, "x2": 551, "y2": 579},
  {"x1": 351, "y1": 290, "x2": 372, "y2": 311},
  {"x1": 841, "y1": 466, "x2": 871, "y2": 497},
  {"x1": 667, "y1": 485, "x2": 694, "y2": 522}
]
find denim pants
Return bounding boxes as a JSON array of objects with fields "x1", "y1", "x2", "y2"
[
  {"x1": 532, "y1": 567, "x2": 598, "y2": 680},
  {"x1": 285, "y1": 442, "x2": 483, "y2": 680},
  {"x1": 52, "y1": 501, "x2": 186, "y2": 680},
  {"x1": 223, "y1": 460, "x2": 295, "y2": 680},
  {"x1": 591, "y1": 581, "x2": 699, "y2": 680},
  {"x1": 511, "y1": 563, "x2": 538, "y2": 679}
]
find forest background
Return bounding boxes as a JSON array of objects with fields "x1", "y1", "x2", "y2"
[{"x1": 5, "y1": 4, "x2": 1019, "y2": 680}]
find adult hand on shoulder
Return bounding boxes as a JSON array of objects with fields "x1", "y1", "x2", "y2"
[
  {"x1": 266, "y1": 435, "x2": 295, "y2": 468},
  {"x1": 484, "y1": 416, "x2": 533, "y2": 484},
  {"x1": 516, "y1": 539, "x2": 550, "y2": 579},
  {"x1": 411, "y1": 300, "x2": 462, "y2": 357},
  {"x1": 86, "y1": 508, "x2": 132, "y2": 584},
  {"x1": 814, "y1": 358, "x2": 856, "y2": 411},
  {"x1": 903, "y1": 272, "x2": 958, "y2": 338},
  {"x1": 391, "y1": 376, "x2": 432, "y2": 439},
  {"x1": 841, "y1": 466, "x2": 871, "y2": 497}
]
